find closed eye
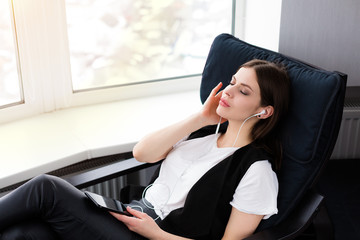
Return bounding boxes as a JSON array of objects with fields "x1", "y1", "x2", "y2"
[
  {"x1": 230, "y1": 75, "x2": 252, "y2": 95},
  {"x1": 240, "y1": 90, "x2": 248, "y2": 95}
]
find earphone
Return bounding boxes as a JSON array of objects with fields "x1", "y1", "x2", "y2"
[
  {"x1": 253, "y1": 109, "x2": 266, "y2": 117},
  {"x1": 232, "y1": 110, "x2": 266, "y2": 147},
  {"x1": 215, "y1": 109, "x2": 266, "y2": 141}
]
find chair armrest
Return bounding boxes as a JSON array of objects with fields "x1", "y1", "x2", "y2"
[
  {"x1": 244, "y1": 191, "x2": 324, "y2": 240},
  {"x1": 64, "y1": 158, "x2": 160, "y2": 189}
]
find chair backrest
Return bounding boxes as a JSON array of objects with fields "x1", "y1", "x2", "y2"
[{"x1": 200, "y1": 33, "x2": 346, "y2": 229}]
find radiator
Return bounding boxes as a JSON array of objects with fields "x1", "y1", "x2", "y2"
[{"x1": 331, "y1": 97, "x2": 360, "y2": 159}]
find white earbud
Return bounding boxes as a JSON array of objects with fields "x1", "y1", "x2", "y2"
[{"x1": 253, "y1": 110, "x2": 266, "y2": 117}]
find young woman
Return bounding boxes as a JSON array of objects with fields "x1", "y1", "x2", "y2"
[{"x1": 0, "y1": 59, "x2": 290, "y2": 240}]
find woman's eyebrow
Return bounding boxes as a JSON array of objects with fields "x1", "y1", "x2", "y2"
[
  {"x1": 241, "y1": 83, "x2": 254, "y2": 92},
  {"x1": 233, "y1": 75, "x2": 254, "y2": 92}
]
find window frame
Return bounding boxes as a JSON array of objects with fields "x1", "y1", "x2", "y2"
[{"x1": 0, "y1": 0, "x2": 24, "y2": 110}]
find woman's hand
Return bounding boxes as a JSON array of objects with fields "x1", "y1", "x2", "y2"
[
  {"x1": 109, "y1": 207, "x2": 163, "y2": 240},
  {"x1": 200, "y1": 82, "x2": 227, "y2": 126}
]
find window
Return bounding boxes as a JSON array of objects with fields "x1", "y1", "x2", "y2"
[
  {"x1": 0, "y1": 0, "x2": 23, "y2": 109},
  {"x1": 65, "y1": 0, "x2": 234, "y2": 92},
  {"x1": 0, "y1": 0, "x2": 282, "y2": 124}
]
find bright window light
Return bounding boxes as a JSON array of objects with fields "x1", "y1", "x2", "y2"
[
  {"x1": 65, "y1": 0, "x2": 233, "y2": 92},
  {"x1": 0, "y1": 0, "x2": 23, "y2": 108}
]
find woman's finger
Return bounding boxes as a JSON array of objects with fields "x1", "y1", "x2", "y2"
[
  {"x1": 126, "y1": 206, "x2": 146, "y2": 219},
  {"x1": 215, "y1": 90, "x2": 223, "y2": 98},
  {"x1": 210, "y1": 82, "x2": 223, "y2": 96}
]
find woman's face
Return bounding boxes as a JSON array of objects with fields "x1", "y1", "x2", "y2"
[{"x1": 216, "y1": 67, "x2": 262, "y2": 122}]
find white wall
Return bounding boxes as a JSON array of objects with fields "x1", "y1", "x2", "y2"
[{"x1": 279, "y1": 0, "x2": 360, "y2": 87}]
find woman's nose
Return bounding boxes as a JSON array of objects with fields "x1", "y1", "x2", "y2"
[{"x1": 223, "y1": 85, "x2": 232, "y2": 97}]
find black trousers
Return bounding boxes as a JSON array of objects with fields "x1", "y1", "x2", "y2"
[{"x1": 0, "y1": 174, "x2": 147, "y2": 240}]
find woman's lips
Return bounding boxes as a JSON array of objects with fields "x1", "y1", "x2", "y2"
[{"x1": 219, "y1": 98, "x2": 230, "y2": 107}]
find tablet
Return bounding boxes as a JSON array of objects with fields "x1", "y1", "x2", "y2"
[{"x1": 84, "y1": 191, "x2": 132, "y2": 216}]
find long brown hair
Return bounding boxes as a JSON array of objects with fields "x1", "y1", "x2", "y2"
[{"x1": 241, "y1": 59, "x2": 290, "y2": 170}]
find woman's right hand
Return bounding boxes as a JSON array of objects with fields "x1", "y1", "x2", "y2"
[{"x1": 199, "y1": 82, "x2": 227, "y2": 126}]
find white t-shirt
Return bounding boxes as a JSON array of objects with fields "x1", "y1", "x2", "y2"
[{"x1": 144, "y1": 133, "x2": 278, "y2": 220}]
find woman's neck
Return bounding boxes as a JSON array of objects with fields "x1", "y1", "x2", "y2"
[{"x1": 217, "y1": 121, "x2": 253, "y2": 148}]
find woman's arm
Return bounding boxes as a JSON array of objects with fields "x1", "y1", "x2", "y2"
[
  {"x1": 133, "y1": 82, "x2": 226, "y2": 163},
  {"x1": 132, "y1": 113, "x2": 206, "y2": 163},
  {"x1": 222, "y1": 207, "x2": 263, "y2": 240},
  {"x1": 110, "y1": 207, "x2": 193, "y2": 240}
]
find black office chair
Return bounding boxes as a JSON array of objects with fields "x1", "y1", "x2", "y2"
[{"x1": 66, "y1": 33, "x2": 347, "y2": 239}]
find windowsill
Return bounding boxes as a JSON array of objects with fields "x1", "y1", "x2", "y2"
[{"x1": 0, "y1": 90, "x2": 201, "y2": 188}]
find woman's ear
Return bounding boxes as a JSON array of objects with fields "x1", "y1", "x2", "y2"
[{"x1": 258, "y1": 106, "x2": 274, "y2": 119}]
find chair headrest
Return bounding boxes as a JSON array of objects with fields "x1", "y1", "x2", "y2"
[{"x1": 201, "y1": 33, "x2": 346, "y2": 228}]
